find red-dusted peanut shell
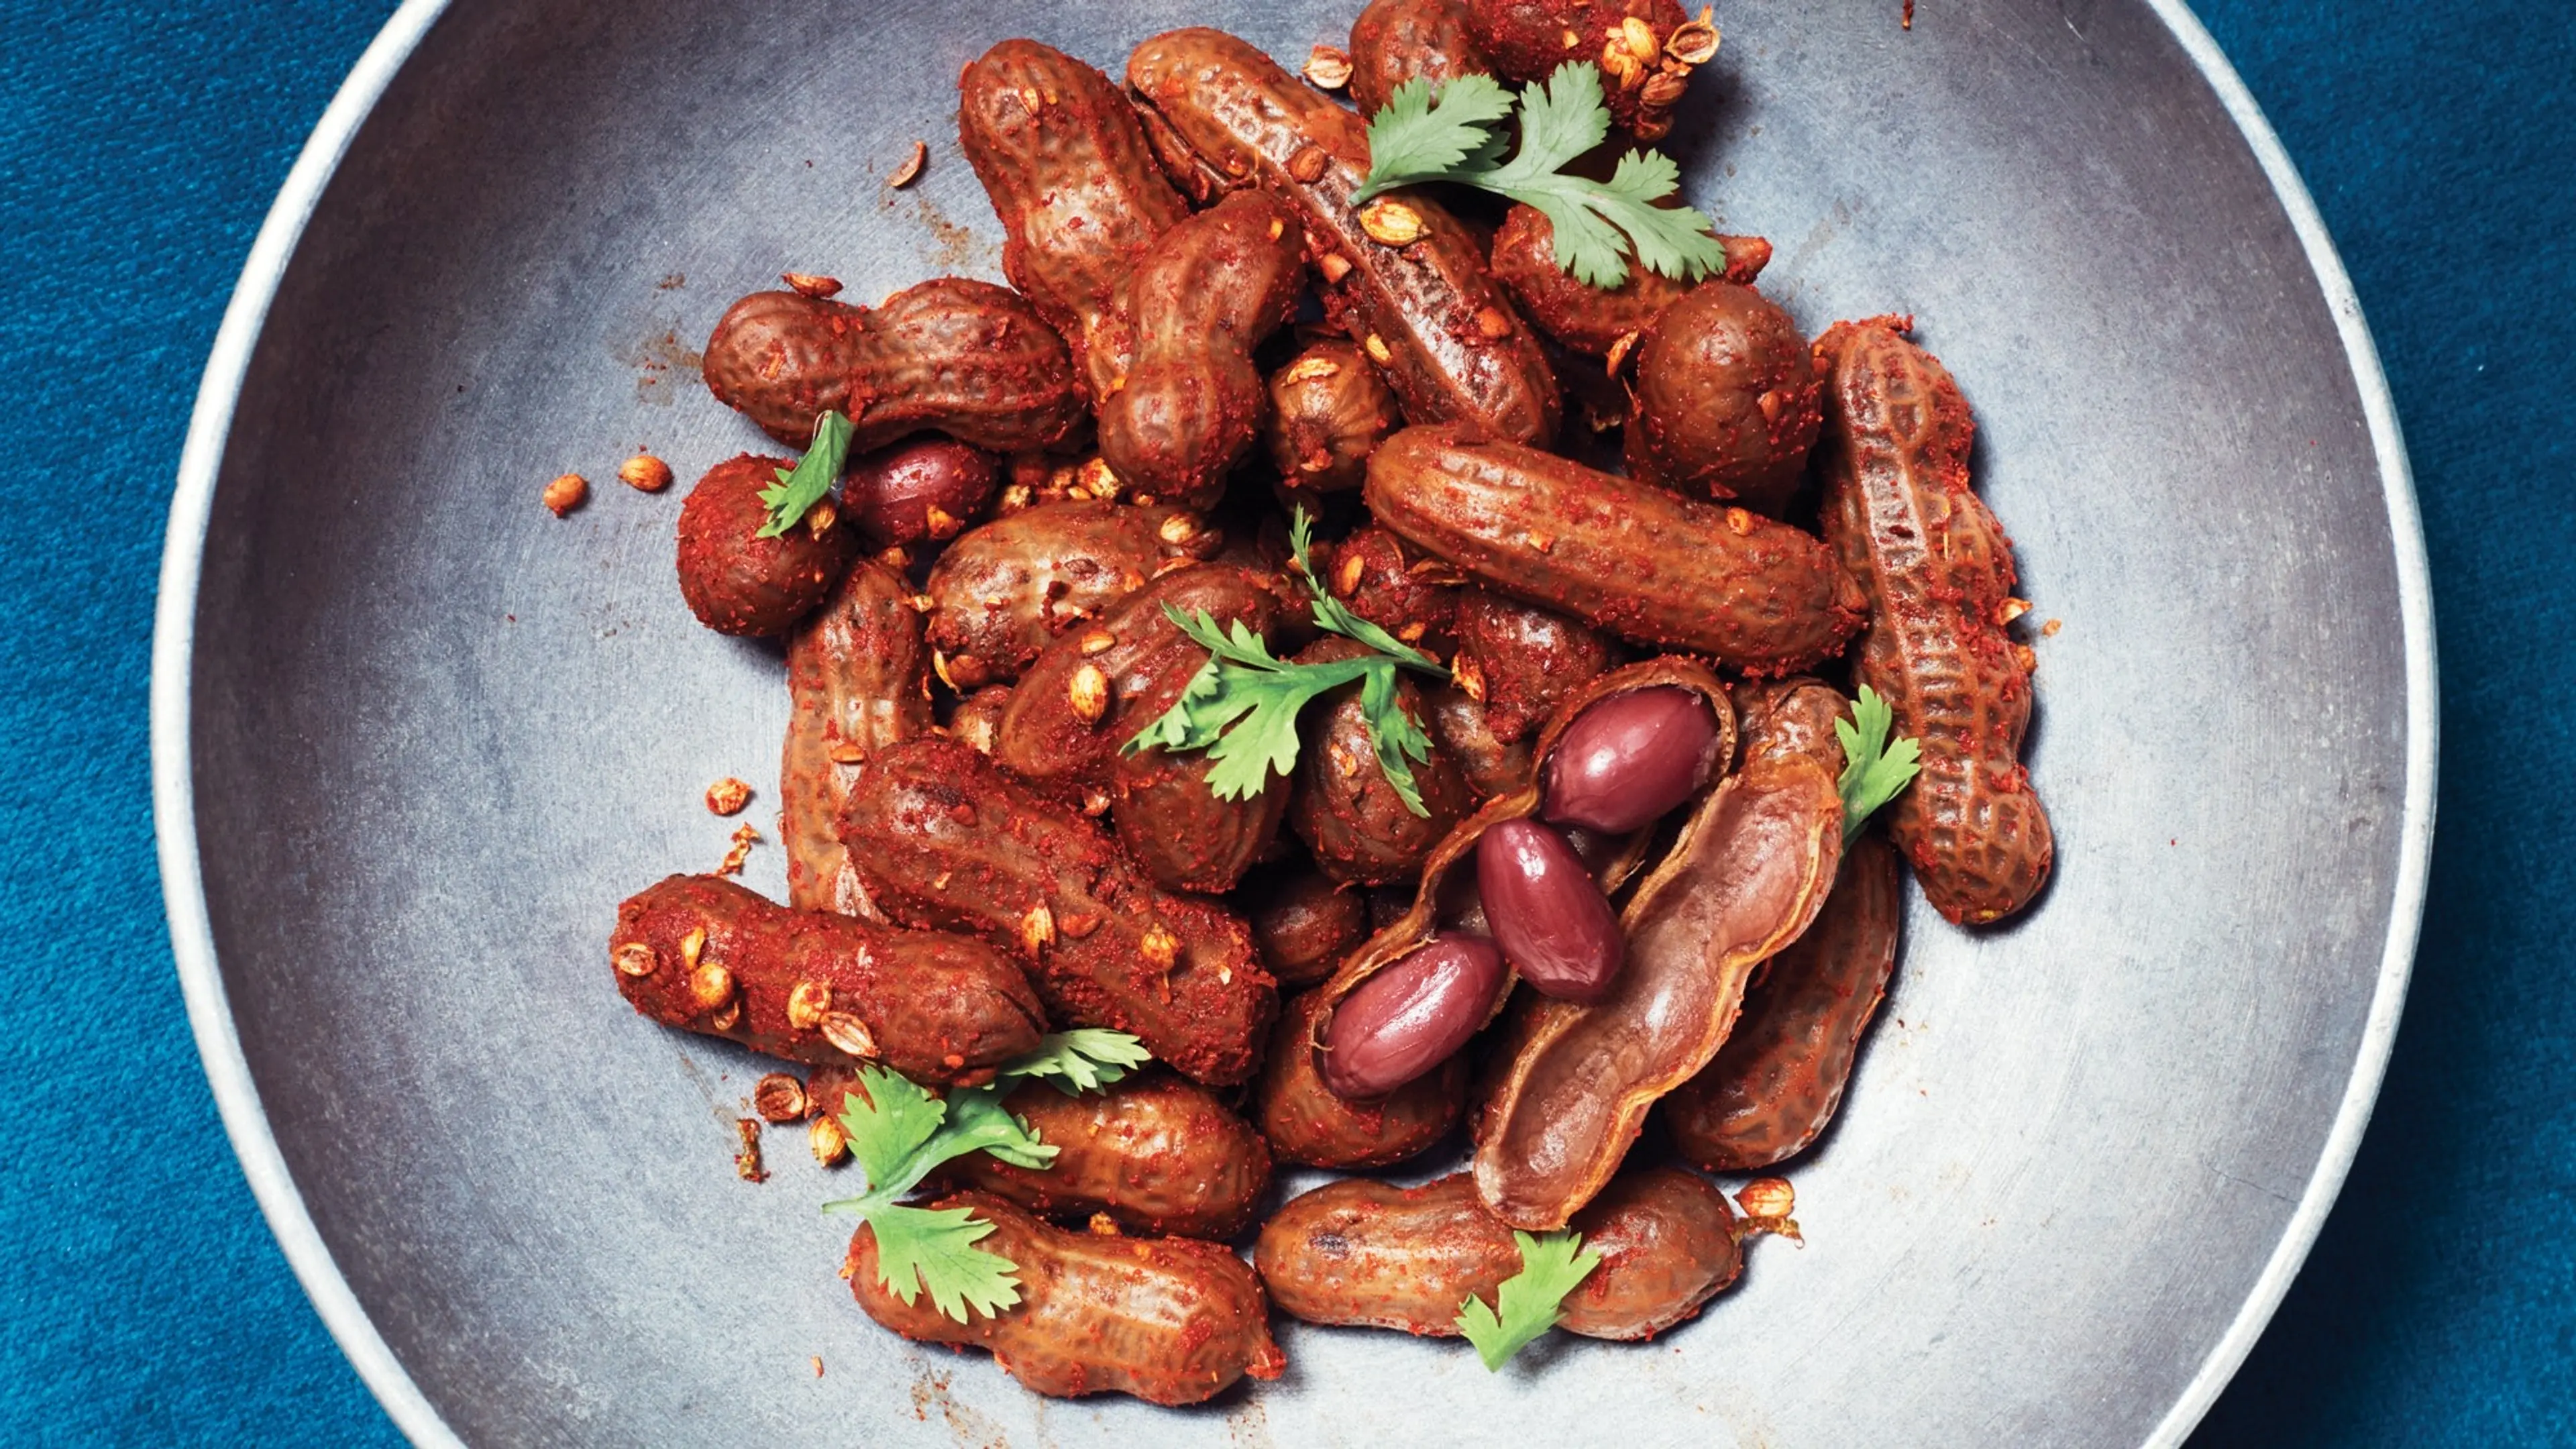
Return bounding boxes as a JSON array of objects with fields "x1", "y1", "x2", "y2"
[
  {"x1": 1451, "y1": 589, "x2": 1614, "y2": 743},
  {"x1": 1490, "y1": 205, "x2": 1772, "y2": 358},
  {"x1": 701, "y1": 290, "x2": 868, "y2": 447},
  {"x1": 1254, "y1": 1166, "x2": 1741, "y2": 1339},
  {"x1": 924, "y1": 500, "x2": 1220, "y2": 690},
  {"x1": 995, "y1": 564, "x2": 1299, "y2": 894},
  {"x1": 1819, "y1": 317, "x2": 2053, "y2": 924},
  {"x1": 1126, "y1": 29, "x2": 1560, "y2": 446},
  {"x1": 837, "y1": 735, "x2": 1276, "y2": 1085},
  {"x1": 1318, "y1": 524, "x2": 1464, "y2": 656},
  {"x1": 1552, "y1": 1166, "x2": 1743, "y2": 1338},
  {"x1": 959, "y1": 40, "x2": 1191, "y2": 393},
  {"x1": 1256, "y1": 986, "x2": 1464, "y2": 1167},
  {"x1": 1472, "y1": 685, "x2": 1845, "y2": 1229},
  {"x1": 1290, "y1": 636, "x2": 1475, "y2": 885},
  {"x1": 1477, "y1": 819, "x2": 1623, "y2": 1002},
  {"x1": 1461, "y1": 0, "x2": 1696, "y2": 137},
  {"x1": 1666, "y1": 829, "x2": 1902, "y2": 1171},
  {"x1": 1093, "y1": 191, "x2": 1307, "y2": 507},
  {"x1": 704, "y1": 282, "x2": 1087, "y2": 456},
  {"x1": 1321, "y1": 934, "x2": 1505, "y2": 1097},
  {"x1": 845, "y1": 278, "x2": 1089, "y2": 455},
  {"x1": 1625, "y1": 281, "x2": 1822, "y2": 515},
  {"x1": 1254, "y1": 1173, "x2": 1521, "y2": 1334},
  {"x1": 1541, "y1": 684, "x2": 1727, "y2": 834},
  {"x1": 1267, "y1": 339, "x2": 1404, "y2": 493},
  {"x1": 674, "y1": 453, "x2": 857, "y2": 637},
  {"x1": 1365, "y1": 424, "x2": 1866, "y2": 674},
  {"x1": 1348, "y1": 0, "x2": 1494, "y2": 117},
  {"x1": 609, "y1": 875, "x2": 1042, "y2": 1083},
  {"x1": 782, "y1": 558, "x2": 933, "y2": 915},
  {"x1": 1248, "y1": 867, "x2": 1373, "y2": 987},
  {"x1": 943, "y1": 1073, "x2": 1271, "y2": 1238},
  {"x1": 847, "y1": 1191, "x2": 1284, "y2": 1405}
]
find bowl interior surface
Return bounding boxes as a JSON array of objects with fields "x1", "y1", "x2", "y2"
[{"x1": 174, "y1": 0, "x2": 2422, "y2": 1444}]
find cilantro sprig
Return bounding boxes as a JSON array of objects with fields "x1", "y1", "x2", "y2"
[
  {"x1": 755, "y1": 409, "x2": 853, "y2": 538},
  {"x1": 1835, "y1": 684, "x2": 1923, "y2": 839},
  {"x1": 1355, "y1": 64, "x2": 1729, "y2": 287},
  {"x1": 1124, "y1": 508, "x2": 1446, "y2": 815},
  {"x1": 1455, "y1": 1229, "x2": 1603, "y2": 1370},
  {"x1": 822, "y1": 1030, "x2": 1147, "y2": 1322}
]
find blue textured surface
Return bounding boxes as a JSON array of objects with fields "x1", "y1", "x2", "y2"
[{"x1": 0, "y1": 1, "x2": 2562, "y2": 1444}]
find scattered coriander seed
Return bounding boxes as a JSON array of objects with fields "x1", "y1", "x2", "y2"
[
  {"x1": 617, "y1": 453, "x2": 674, "y2": 492},
  {"x1": 542, "y1": 473, "x2": 588, "y2": 517}
]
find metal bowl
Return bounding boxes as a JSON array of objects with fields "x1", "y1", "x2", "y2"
[{"x1": 153, "y1": 0, "x2": 2432, "y2": 1443}]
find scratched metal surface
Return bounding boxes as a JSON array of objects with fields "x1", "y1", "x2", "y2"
[{"x1": 162, "y1": 0, "x2": 2429, "y2": 1444}]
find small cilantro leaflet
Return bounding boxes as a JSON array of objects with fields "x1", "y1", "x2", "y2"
[
  {"x1": 1357, "y1": 657, "x2": 1435, "y2": 818},
  {"x1": 1352, "y1": 72, "x2": 1515, "y2": 180},
  {"x1": 1291, "y1": 509, "x2": 1439, "y2": 669},
  {"x1": 862, "y1": 1204, "x2": 1023, "y2": 1321},
  {"x1": 838, "y1": 1065, "x2": 951, "y2": 1194},
  {"x1": 821, "y1": 1030, "x2": 1147, "y2": 1323},
  {"x1": 1454, "y1": 1229, "x2": 1603, "y2": 1370},
  {"x1": 1834, "y1": 684, "x2": 1924, "y2": 840},
  {"x1": 1123, "y1": 508, "x2": 1444, "y2": 814},
  {"x1": 1007, "y1": 1028, "x2": 1155, "y2": 1096},
  {"x1": 1356, "y1": 63, "x2": 1729, "y2": 287},
  {"x1": 755, "y1": 409, "x2": 853, "y2": 538}
]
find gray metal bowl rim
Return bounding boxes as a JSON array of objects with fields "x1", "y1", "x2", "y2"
[{"x1": 147, "y1": 3, "x2": 2437, "y2": 1445}]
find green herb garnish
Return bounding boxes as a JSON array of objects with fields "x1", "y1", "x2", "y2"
[
  {"x1": 1834, "y1": 684, "x2": 1923, "y2": 840},
  {"x1": 1123, "y1": 508, "x2": 1446, "y2": 815},
  {"x1": 1455, "y1": 1229, "x2": 1603, "y2": 1370},
  {"x1": 822, "y1": 1030, "x2": 1147, "y2": 1322},
  {"x1": 754, "y1": 409, "x2": 853, "y2": 538},
  {"x1": 1355, "y1": 63, "x2": 1729, "y2": 287}
]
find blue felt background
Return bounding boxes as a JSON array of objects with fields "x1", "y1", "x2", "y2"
[{"x1": 0, "y1": 1, "x2": 2563, "y2": 1443}]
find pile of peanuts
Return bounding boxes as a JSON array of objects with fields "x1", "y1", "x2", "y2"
[{"x1": 602, "y1": 0, "x2": 2053, "y2": 1407}]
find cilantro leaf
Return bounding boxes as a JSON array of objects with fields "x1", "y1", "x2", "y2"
[
  {"x1": 1474, "y1": 60, "x2": 1612, "y2": 189},
  {"x1": 1455, "y1": 1230, "x2": 1603, "y2": 1371},
  {"x1": 818, "y1": 1032, "x2": 1150, "y2": 1323},
  {"x1": 1355, "y1": 63, "x2": 1729, "y2": 286},
  {"x1": 937, "y1": 1088, "x2": 1059, "y2": 1172},
  {"x1": 1006, "y1": 1028, "x2": 1156, "y2": 1095},
  {"x1": 755, "y1": 409, "x2": 853, "y2": 538},
  {"x1": 1124, "y1": 607, "x2": 1379, "y2": 800},
  {"x1": 833, "y1": 1064, "x2": 949, "y2": 1196},
  {"x1": 1122, "y1": 508, "x2": 1450, "y2": 815},
  {"x1": 1834, "y1": 684, "x2": 1924, "y2": 840},
  {"x1": 863, "y1": 1203, "x2": 1024, "y2": 1320},
  {"x1": 1353, "y1": 72, "x2": 1516, "y2": 188},
  {"x1": 1358, "y1": 661, "x2": 1434, "y2": 818},
  {"x1": 1289, "y1": 508, "x2": 1442, "y2": 671}
]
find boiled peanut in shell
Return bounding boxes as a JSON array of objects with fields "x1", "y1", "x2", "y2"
[
  {"x1": 1817, "y1": 317, "x2": 2053, "y2": 923},
  {"x1": 1254, "y1": 1167, "x2": 1742, "y2": 1340},
  {"x1": 836, "y1": 734, "x2": 1276, "y2": 1085},
  {"x1": 1364, "y1": 424, "x2": 1866, "y2": 673},
  {"x1": 847, "y1": 1191, "x2": 1284, "y2": 1405},
  {"x1": 941, "y1": 1073, "x2": 1272, "y2": 1238},
  {"x1": 673, "y1": 453, "x2": 856, "y2": 638},
  {"x1": 609, "y1": 874, "x2": 1042, "y2": 1083}
]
